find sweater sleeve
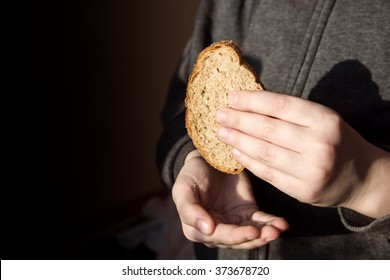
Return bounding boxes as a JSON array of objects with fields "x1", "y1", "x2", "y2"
[
  {"x1": 338, "y1": 144, "x2": 390, "y2": 238},
  {"x1": 156, "y1": 0, "x2": 214, "y2": 189},
  {"x1": 338, "y1": 208, "x2": 390, "y2": 238}
]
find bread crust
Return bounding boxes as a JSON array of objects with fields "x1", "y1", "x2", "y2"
[
  {"x1": 188, "y1": 40, "x2": 263, "y2": 89},
  {"x1": 185, "y1": 40, "x2": 263, "y2": 174}
]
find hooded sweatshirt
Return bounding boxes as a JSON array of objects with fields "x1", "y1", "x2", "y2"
[{"x1": 157, "y1": 0, "x2": 390, "y2": 259}]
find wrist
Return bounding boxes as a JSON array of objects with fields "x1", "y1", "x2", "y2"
[
  {"x1": 185, "y1": 149, "x2": 202, "y2": 163},
  {"x1": 344, "y1": 145, "x2": 390, "y2": 219}
]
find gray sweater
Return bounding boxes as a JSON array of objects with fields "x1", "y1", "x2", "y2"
[{"x1": 157, "y1": 0, "x2": 390, "y2": 259}]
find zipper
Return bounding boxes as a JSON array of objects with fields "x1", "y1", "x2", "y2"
[{"x1": 284, "y1": 0, "x2": 336, "y2": 97}]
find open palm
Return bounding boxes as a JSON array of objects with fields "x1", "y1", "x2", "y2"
[{"x1": 172, "y1": 150, "x2": 289, "y2": 249}]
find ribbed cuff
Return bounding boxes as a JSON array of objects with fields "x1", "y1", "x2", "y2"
[
  {"x1": 161, "y1": 135, "x2": 196, "y2": 190},
  {"x1": 338, "y1": 207, "x2": 390, "y2": 238}
]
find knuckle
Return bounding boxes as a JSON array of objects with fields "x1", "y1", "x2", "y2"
[
  {"x1": 319, "y1": 109, "x2": 343, "y2": 141},
  {"x1": 324, "y1": 109, "x2": 342, "y2": 126},
  {"x1": 225, "y1": 109, "x2": 237, "y2": 126},
  {"x1": 321, "y1": 142, "x2": 337, "y2": 162},
  {"x1": 316, "y1": 166, "x2": 332, "y2": 184},
  {"x1": 299, "y1": 165, "x2": 331, "y2": 204},
  {"x1": 226, "y1": 129, "x2": 239, "y2": 147},
  {"x1": 260, "y1": 165, "x2": 275, "y2": 183},
  {"x1": 255, "y1": 143, "x2": 273, "y2": 162},
  {"x1": 314, "y1": 142, "x2": 336, "y2": 178},
  {"x1": 273, "y1": 95, "x2": 291, "y2": 114},
  {"x1": 308, "y1": 161, "x2": 332, "y2": 187},
  {"x1": 259, "y1": 120, "x2": 277, "y2": 140},
  {"x1": 307, "y1": 139, "x2": 337, "y2": 187}
]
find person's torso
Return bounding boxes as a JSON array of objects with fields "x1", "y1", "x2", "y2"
[{"x1": 205, "y1": 0, "x2": 390, "y2": 259}]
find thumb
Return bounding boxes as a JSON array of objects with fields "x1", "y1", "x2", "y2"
[
  {"x1": 172, "y1": 174, "x2": 215, "y2": 236},
  {"x1": 179, "y1": 202, "x2": 214, "y2": 236}
]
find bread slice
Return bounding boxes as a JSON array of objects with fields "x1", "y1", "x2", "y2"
[{"x1": 185, "y1": 40, "x2": 264, "y2": 174}]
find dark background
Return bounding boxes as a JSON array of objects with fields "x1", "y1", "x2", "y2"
[{"x1": 5, "y1": 0, "x2": 198, "y2": 259}]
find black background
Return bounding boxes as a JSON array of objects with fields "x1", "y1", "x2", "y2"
[{"x1": 5, "y1": 0, "x2": 198, "y2": 259}]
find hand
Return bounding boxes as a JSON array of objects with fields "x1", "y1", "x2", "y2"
[
  {"x1": 172, "y1": 150, "x2": 289, "y2": 249},
  {"x1": 216, "y1": 90, "x2": 390, "y2": 219}
]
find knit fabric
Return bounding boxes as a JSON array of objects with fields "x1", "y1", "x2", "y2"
[{"x1": 157, "y1": 0, "x2": 390, "y2": 259}]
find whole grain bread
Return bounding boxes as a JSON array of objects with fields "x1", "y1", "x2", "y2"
[{"x1": 185, "y1": 40, "x2": 264, "y2": 174}]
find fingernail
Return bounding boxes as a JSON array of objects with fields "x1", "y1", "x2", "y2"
[
  {"x1": 217, "y1": 127, "x2": 228, "y2": 140},
  {"x1": 215, "y1": 109, "x2": 226, "y2": 123},
  {"x1": 228, "y1": 92, "x2": 238, "y2": 107},
  {"x1": 197, "y1": 219, "x2": 210, "y2": 235}
]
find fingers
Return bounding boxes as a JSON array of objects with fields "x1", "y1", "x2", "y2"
[
  {"x1": 215, "y1": 90, "x2": 350, "y2": 204},
  {"x1": 230, "y1": 148, "x2": 303, "y2": 199},
  {"x1": 182, "y1": 212, "x2": 288, "y2": 249},
  {"x1": 182, "y1": 223, "x2": 259, "y2": 245},
  {"x1": 215, "y1": 92, "x2": 331, "y2": 184},
  {"x1": 251, "y1": 210, "x2": 289, "y2": 233},
  {"x1": 216, "y1": 106, "x2": 310, "y2": 181},
  {"x1": 217, "y1": 125, "x2": 303, "y2": 179},
  {"x1": 228, "y1": 90, "x2": 330, "y2": 127},
  {"x1": 216, "y1": 108, "x2": 306, "y2": 152}
]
